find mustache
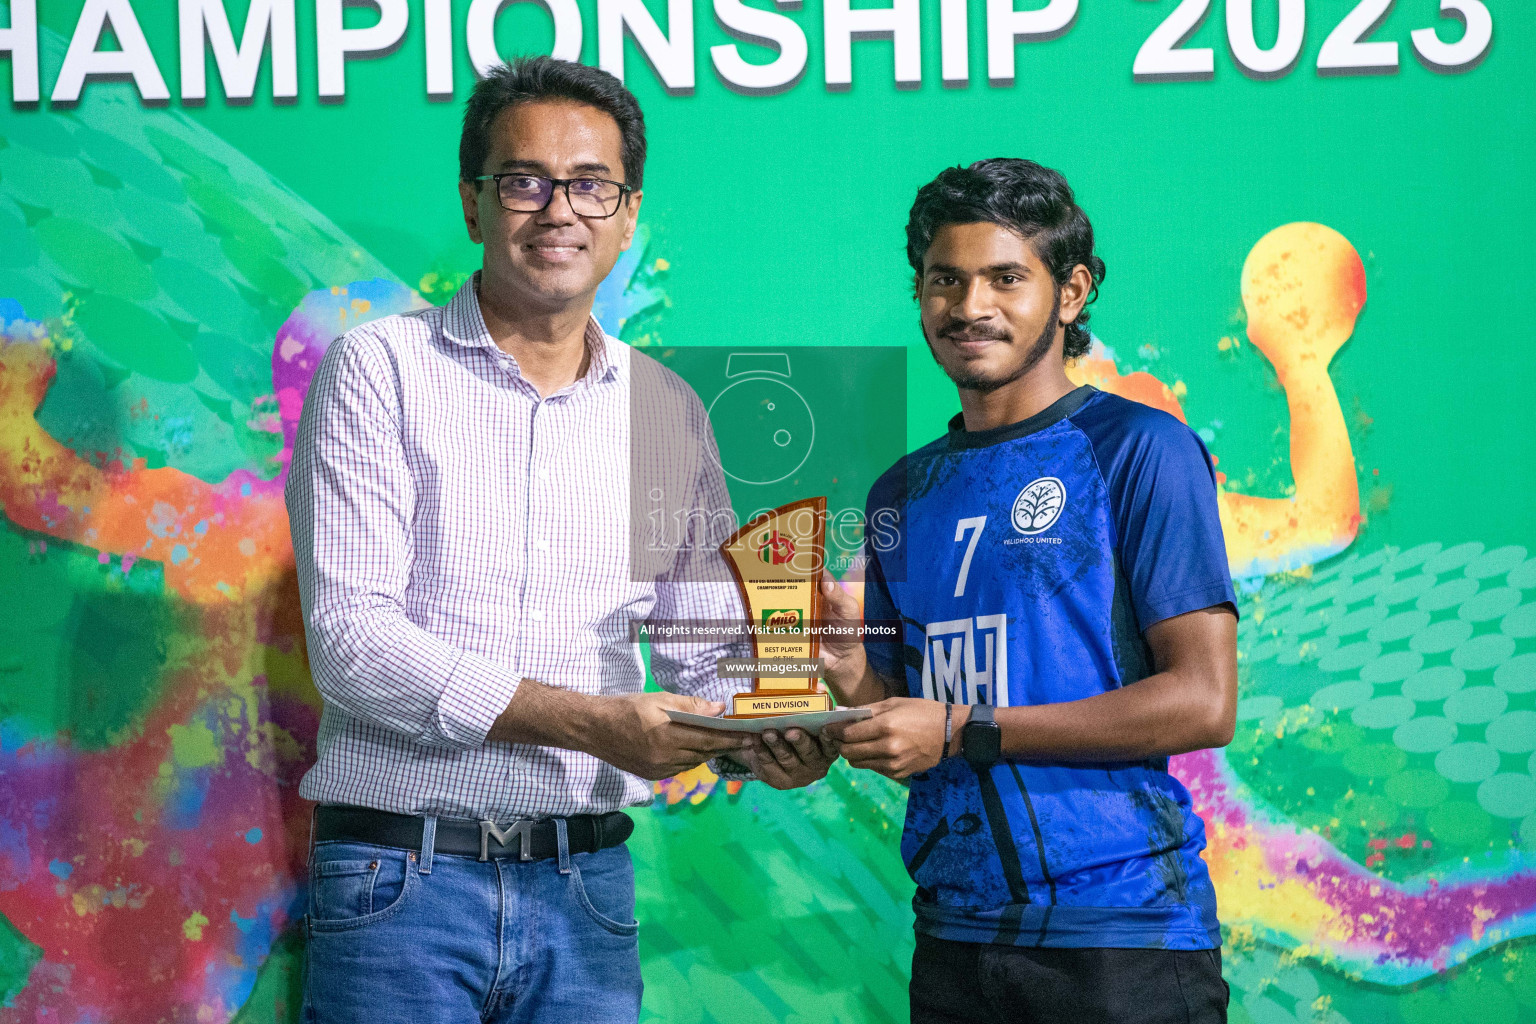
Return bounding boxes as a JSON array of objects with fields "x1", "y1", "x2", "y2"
[{"x1": 938, "y1": 321, "x2": 1011, "y2": 343}]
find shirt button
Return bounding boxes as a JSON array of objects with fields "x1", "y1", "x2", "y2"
[
  {"x1": 534, "y1": 540, "x2": 550, "y2": 551},
  {"x1": 536, "y1": 469, "x2": 550, "y2": 482},
  {"x1": 528, "y1": 609, "x2": 546, "y2": 622}
]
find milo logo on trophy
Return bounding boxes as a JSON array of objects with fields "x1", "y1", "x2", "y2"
[
  {"x1": 720, "y1": 497, "x2": 834, "y2": 718},
  {"x1": 761, "y1": 609, "x2": 802, "y2": 629}
]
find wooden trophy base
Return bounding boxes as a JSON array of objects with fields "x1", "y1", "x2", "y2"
[{"x1": 728, "y1": 689, "x2": 834, "y2": 718}]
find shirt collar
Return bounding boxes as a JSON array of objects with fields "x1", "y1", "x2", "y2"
[
  {"x1": 583, "y1": 319, "x2": 622, "y2": 385},
  {"x1": 946, "y1": 385, "x2": 1096, "y2": 450},
  {"x1": 441, "y1": 272, "x2": 501, "y2": 352},
  {"x1": 443, "y1": 272, "x2": 621, "y2": 387}
]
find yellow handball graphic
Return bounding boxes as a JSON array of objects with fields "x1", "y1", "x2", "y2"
[{"x1": 1242, "y1": 222, "x2": 1367, "y2": 382}]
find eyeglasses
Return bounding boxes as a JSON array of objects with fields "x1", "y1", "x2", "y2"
[{"x1": 472, "y1": 173, "x2": 634, "y2": 218}]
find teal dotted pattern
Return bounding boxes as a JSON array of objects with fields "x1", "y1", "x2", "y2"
[
  {"x1": 0, "y1": 81, "x2": 392, "y2": 484},
  {"x1": 1215, "y1": 930, "x2": 1536, "y2": 1024},
  {"x1": 1234, "y1": 542, "x2": 1536, "y2": 879}
]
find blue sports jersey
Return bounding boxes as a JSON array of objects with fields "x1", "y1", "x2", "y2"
[{"x1": 862, "y1": 385, "x2": 1237, "y2": 950}]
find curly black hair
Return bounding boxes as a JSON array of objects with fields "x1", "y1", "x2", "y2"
[
  {"x1": 906, "y1": 159, "x2": 1106, "y2": 359},
  {"x1": 460, "y1": 57, "x2": 647, "y2": 188}
]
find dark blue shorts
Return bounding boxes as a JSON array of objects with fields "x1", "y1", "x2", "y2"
[{"x1": 911, "y1": 932, "x2": 1229, "y2": 1024}]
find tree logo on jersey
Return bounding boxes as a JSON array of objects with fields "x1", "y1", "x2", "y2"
[
  {"x1": 758, "y1": 530, "x2": 796, "y2": 564},
  {"x1": 1011, "y1": 477, "x2": 1066, "y2": 535}
]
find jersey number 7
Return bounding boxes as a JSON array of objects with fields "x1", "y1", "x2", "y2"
[{"x1": 954, "y1": 517, "x2": 986, "y2": 597}]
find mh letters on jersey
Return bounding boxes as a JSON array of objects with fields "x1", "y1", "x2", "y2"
[{"x1": 920, "y1": 614, "x2": 1009, "y2": 707}]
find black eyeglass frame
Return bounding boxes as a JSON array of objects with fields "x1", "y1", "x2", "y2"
[{"x1": 471, "y1": 173, "x2": 635, "y2": 218}]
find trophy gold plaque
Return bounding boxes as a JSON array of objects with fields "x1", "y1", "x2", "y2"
[{"x1": 719, "y1": 497, "x2": 835, "y2": 718}]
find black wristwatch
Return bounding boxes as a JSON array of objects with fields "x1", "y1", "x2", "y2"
[{"x1": 961, "y1": 703, "x2": 1002, "y2": 767}]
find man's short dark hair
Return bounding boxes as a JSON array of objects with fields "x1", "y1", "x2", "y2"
[
  {"x1": 906, "y1": 159, "x2": 1106, "y2": 360},
  {"x1": 460, "y1": 57, "x2": 647, "y2": 188}
]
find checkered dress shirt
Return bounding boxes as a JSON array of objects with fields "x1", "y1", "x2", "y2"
[{"x1": 286, "y1": 277, "x2": 749, "y2": 819}]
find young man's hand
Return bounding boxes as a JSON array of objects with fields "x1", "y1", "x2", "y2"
[
  {"x1": 826, "y1": 697, "x2": 961, "y2": 779},
  {"x1": 742, "y1": 728, "x2": 841, "y2": 789},
  {"x1": 585, "y1": 692, "x2": 748, "y2": 781},
  {"x1": 818, "y1": 572, "x2": 896, "y2": 707},
  {"x1": 818, "y1": 571, "x2": 866, "y2": 688}
]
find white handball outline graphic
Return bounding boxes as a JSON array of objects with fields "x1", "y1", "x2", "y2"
[
  {"x1": 705, "y1": 353, "x2": 816, "y2": 486},
  {"x1": 1011, "y1": 477, "x2": 1067, "y2": 535}
]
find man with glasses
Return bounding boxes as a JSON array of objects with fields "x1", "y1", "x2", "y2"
[{"x1": 286, "y1": 57, "x2": 837, "y2": 1022}]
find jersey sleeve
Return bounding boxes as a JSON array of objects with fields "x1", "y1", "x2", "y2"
[
  {"x1": 862, "y1": 545, "x2": 903, "y2": 681},
  {"x1": 1090, "y1": 409, "x2": 1238, "y2": 630},
  {"x1": 861, "y1": 469, "x2": 906, "y2": 684}
]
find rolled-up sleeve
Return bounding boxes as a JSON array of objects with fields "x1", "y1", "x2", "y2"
[{"x1": 285, "y1": 332, "x2": 520, "y2": 749}]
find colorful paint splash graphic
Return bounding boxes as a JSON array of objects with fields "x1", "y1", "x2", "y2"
[
  {"x1": 2, "y1": 51, "x2": 1535, "y2": 1024},
  {"x1": 1087, "y1": 224, "x2": 1536, "y2": 992}
]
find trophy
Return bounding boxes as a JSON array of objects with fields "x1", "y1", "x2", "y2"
[{"x1": 719, "y1": 497, "x2": 835, "y2": 718}]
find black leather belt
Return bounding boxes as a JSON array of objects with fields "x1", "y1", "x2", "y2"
[{"x1": 314, "y1": 805, "x2": 634, "y2": 862}]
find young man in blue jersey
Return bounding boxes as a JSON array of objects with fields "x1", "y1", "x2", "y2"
[{"x1": 822, "y1": 159, "x2": 1238, "y2": 1023}]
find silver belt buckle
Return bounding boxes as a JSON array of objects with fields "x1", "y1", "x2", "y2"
[{"x1": 479, "y1": 819, "x2": 535, "y2": 862}]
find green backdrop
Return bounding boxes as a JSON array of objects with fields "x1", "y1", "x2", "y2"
[{"x1": 2, "y1": 1, "x2": 1534, "y2": 1021}]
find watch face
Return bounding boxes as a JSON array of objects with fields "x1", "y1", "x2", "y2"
[{"x1": 964, "y1": 722, "x2": 1002, "y2": 765}]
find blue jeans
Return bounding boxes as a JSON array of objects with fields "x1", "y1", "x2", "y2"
[{"x1": 302, "y1": 826, "x2": 642, "y2": 1023}]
